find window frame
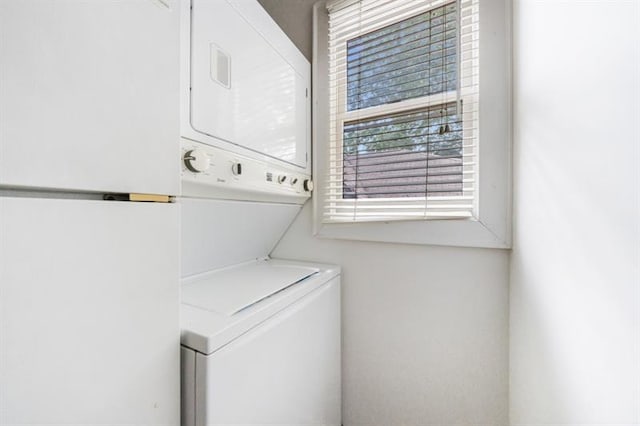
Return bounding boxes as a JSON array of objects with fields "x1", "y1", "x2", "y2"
[{"x1": 312, "y1": 0, "x2": 512, "y2": 249}]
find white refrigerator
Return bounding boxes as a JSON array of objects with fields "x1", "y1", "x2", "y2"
[{"x1": 0, "y1": 1, "x2": 180, "y2": 424}]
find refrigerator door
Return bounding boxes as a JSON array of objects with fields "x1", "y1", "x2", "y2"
[
  {"x1": 0, "y1": 197, "x2": 180, "y2": 425},
  {"x1": 0, "y1": 1, "x2": 179, "y2": 195}
]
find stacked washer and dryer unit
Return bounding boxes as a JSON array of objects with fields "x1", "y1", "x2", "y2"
[{"x1": 178, "y1": 1, "x2": 342, "y2": 426}]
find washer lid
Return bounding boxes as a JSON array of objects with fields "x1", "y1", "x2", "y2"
[
  {"x1": 181, "y1": 262, "x2": 319, "y2": 316},
  {"x1": 180, "y1": 259, "x2": 341, "y2": 355}
]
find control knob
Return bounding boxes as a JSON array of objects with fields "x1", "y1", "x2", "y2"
[
  {"x1": 277, "y1": 175, "x2": 287, "y2": 184},
  {"x1": 231, "y1": 162, "x2": 242, "y2": 176},
  {"x1": 184, "y1": 149, "x2": 210, "y2": 173},
  {"x1": 303, "y1": 179, "x2": 314, "y2": 192}
]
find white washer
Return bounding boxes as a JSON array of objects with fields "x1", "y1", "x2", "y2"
[
  {"x1": 178, "y1": 1, "x2": 339, "y2": 424},
  {"x1": 180, "y1": 259, "x2": 341, "y2": 426}
]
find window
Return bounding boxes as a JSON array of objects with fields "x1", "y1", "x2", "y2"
[
  {"x1": 324, "y1": 0, "x2": 478, "y2": 223},
  {"x1": 312, "y1": 0, "x2": 511, "y2": 247}
]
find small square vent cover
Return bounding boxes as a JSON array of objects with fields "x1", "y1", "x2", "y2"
[{"x1": 210, "y1": 43, "x2": 231, "y2": 88}]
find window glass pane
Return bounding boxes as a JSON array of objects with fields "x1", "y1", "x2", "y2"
[
  {"x1": 342, "y1": 102, "x2": 463, "y2": 199},
  {"x1": 346, "y1": 3, "x2": 457, "y2": 111}
]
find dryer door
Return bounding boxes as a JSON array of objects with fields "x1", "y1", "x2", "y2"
[{"x1": 190, "y1": 0, "x2": 310, "y2": 169}]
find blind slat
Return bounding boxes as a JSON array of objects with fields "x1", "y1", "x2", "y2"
[{"x1": 327, "y1": 158, "x2": 476, "y2": 175}]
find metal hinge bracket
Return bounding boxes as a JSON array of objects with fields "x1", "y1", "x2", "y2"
[{"x1": 103, "y1": 193, "x2": 173, "y2": 203}]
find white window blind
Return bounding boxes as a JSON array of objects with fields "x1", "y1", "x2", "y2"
[{"x1": 324, "y1": 0, "x2": 479, "y2": 223}]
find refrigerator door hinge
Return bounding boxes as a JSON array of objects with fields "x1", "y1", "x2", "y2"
[
  {"x1": 129, "y1": 193, "x2": 173, "y2": 203},
  {"x1": 103, "y1": 193, "x2": 174, "y2": 203}
]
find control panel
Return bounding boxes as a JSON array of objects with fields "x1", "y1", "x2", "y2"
[{"x1": 181, "y1": 139, "x2": 312, "y2": 204}]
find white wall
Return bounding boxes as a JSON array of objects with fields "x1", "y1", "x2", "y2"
[
  {"x1": 273, "y1": 205, "x2": 509, "y2": 426},
  {"x1": 257, "y1": 0, "x2": 315, "y2": 60},
  {"x1": 510, "y1": 1, "x2": 640, "y2": 425}
]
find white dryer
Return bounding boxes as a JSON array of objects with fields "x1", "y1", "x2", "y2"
[
  {"x1": 179, "y1": 0, "x2": 312, "y2": 203},
  {"x1": 180, "y1": 259, "x2": 341, "y2": 426}
]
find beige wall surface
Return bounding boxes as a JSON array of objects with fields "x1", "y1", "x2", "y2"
[{"x1": 257, "y1": 0, "x2": 316, "y2": 60}]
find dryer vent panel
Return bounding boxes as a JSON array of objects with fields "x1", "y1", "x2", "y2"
[{"x1": 210, "y1": 44, "x2": 230, "y2": 89}]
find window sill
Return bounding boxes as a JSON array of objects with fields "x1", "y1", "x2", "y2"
[{"x1": 314, "y1": 215, "x2": 511, "y2": 249}]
